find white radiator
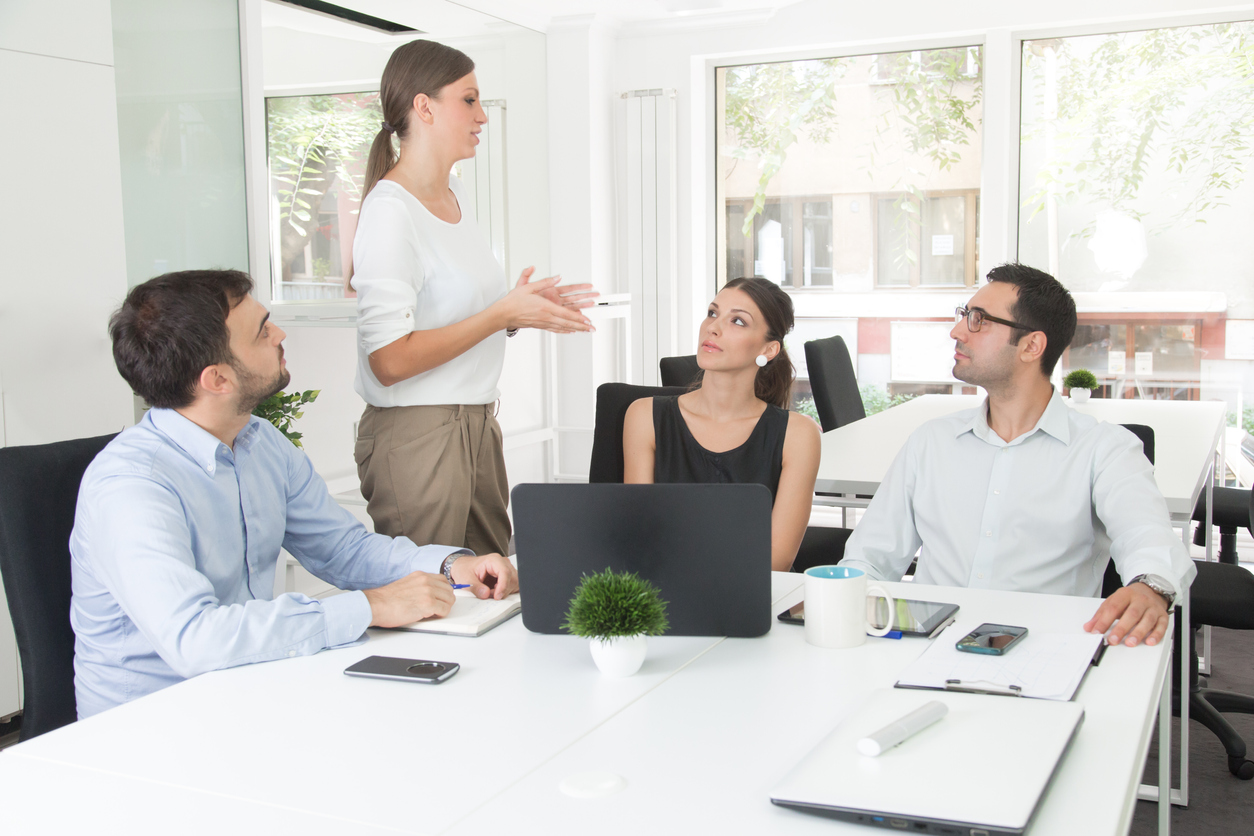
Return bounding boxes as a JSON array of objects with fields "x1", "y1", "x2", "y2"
[{"x1": 616, "y1": 88, "x2": 678, "y2": 386}]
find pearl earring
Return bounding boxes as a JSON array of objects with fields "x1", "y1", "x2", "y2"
[{"x1": 755, "y1": 354, "x2": 769, "y2": 368}]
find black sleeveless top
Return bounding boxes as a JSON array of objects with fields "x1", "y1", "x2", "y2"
[{"x1": 652, "y1": 395, "x2": 789, "y2": 502}]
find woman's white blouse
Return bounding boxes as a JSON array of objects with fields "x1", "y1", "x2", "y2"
[{"x1": 351, "y1": 176, "x2": 507, "y2": 407}]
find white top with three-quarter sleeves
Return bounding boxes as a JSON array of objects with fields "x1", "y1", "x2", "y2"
[{"x1": 351, "y1": 175, "x2": 507, "y2": 407}]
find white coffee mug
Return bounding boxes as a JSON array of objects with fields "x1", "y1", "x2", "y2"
[{"x1": 803, "y1": 565, "x2": 895, "y2": 649}]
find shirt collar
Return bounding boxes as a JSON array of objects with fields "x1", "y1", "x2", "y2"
[
  {"x1": 147, "y1": 408, "x2": 263, "y2": 475},
  {"x1": 960, "y1": 388, "x2": 1071, "y2": 447}
]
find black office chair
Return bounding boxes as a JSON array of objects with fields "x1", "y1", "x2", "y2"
[
  {"x1": 803, "y1": 335, "x2": 865, "y2": 433},
  {"x1": 659, "y1": 355, "x2": 702, "y2": 388},
  {"x1": 1100, "y1": 423, "x2": 1254, "y2": 779},
  {"x1": 589, "y1": 383, "x2": 850, "y2": 571},
  {"x1": 1191, "y1": 487, "x2": 1250, "y2": 565},
  {"x1": 0, "y1": 433, "x2": 117, "y2": 741}
]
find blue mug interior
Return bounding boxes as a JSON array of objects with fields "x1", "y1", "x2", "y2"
[{"x1": 804, "y1": 565, "x2": 864, "y2": 580}]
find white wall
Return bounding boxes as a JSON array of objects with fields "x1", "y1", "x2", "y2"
[{"x1": 0, "y1": 0, "x2": 135, "y2": 719}]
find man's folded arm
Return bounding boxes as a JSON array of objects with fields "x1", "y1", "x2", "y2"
[
  {"x1": 83, "y1": 476, "x2": 374, "y2": 679},
  {"x1": 1095, "y1": 426, "x2": 1195, "y2": 597},
  {"x1": 279, "y1": 443, "x2": 469, "y2": 588}
]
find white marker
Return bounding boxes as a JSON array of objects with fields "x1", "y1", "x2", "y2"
[{"x1": 856, "y1": 701, "x2": 949, "y2": 757}]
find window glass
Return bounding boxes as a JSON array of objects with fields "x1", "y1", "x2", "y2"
[
  {"x1": 265, "y1": 91, "x2": 381, "y2": 303},
  {"x1": 1021, "y1": 23, "x2": 1254, "y2": 423}
]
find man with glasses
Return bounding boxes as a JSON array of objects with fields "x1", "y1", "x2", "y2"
[{"x1": 840, "y1": 263, "x2": 1193, "y2": 648}]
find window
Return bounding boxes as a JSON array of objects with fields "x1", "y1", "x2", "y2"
[
  {"x1": 1020, "y1": 22, "x2": 1254, "y2": 412},
  {"x1": 265, "y1": 91, "x2": 381, "y2": 304}
]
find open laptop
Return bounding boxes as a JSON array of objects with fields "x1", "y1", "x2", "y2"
[
  {"x1": 511, "y1": 483, "x2": 772, "y2": 637},
  {"x1": 770, "y1": 689, "x2": 1084, "y2": 835}
]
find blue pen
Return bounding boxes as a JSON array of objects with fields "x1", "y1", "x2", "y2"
[
  {"x1": 881, "y1": 630, "x2": 903, "y2": 640},
  {"x1": 451, "y1": 583, "x2": 471, "y2": 589}
]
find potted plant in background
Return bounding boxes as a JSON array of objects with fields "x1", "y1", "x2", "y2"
[
  {"x1": 1063, "y1": 369, "x2": 1098, "y2": 404},
  {"x1": 563, "y1": 568, "x2": 669, "y2": 677},
  {"x1": 253, "y1": 389, "x2": 320, "y2": 447}
]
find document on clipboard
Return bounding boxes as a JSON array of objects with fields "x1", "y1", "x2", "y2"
[{"x1": 895, "y1": 621, "x2": 1104, "y2": 701}]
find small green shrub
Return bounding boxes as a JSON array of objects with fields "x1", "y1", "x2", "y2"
[
  {"x1": 859, "y1": 384, "x2": 916, "y2": 417},
  {"x1": 252, "y1": 389, "x2": 320, "y2": 448},
  {"x1": 1227, "y1": 406, "x2": 1254, "y2": 436},
  {"x1": 793, "y1": 396, "x2": 820, "y2": 423},
  {"x1": 562, "y1": 568, "x2": 669, "y2": 641},
  {"x1": 1063, "y1": 369, "x2": 1098, "y2": 390}
]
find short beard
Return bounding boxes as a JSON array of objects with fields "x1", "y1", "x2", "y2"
[{"x1": 233, "y1": 362, "x2": 290, "y2": 416}]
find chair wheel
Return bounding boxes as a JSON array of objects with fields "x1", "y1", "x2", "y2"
[{"x1": 1228, "y1": 757, "x2": 1254, "y2": 780}]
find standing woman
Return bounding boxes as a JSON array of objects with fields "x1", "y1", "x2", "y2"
[
  {"x1": 353, "y1": 40, "x2": 596, "y2": 560},
  {"x1": 622, "y1": 278, "x2": 820, "y2": 571}
]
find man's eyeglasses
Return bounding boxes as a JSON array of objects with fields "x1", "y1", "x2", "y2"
[{"x1": 954, "y1": 306, "x2": 1034, "y2": 333}]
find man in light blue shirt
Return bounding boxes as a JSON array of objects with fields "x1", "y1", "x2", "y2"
[
  {"x1": 841, "y1": 264, "x2": 1194, "y2": 650},
  {"x1": 71, "y1": 269, "x2": 516, "y2": 718}
]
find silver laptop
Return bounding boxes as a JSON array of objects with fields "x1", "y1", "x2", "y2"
[{"x1": 770, "y1": 689, "x2": 1084, "y2": 836}]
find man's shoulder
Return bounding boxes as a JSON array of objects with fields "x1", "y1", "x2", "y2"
[
  {"x1": 909, "y1": 405, "x2": 982, "y2": 445},
  {"x1": 82, "y1": 422, "x2": 166, "y2": 483}
]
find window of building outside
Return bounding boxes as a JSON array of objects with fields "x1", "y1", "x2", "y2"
[
  {"x1": 1020, "y1": 22, "x2": 1254, "y2": 483},
  {"x1": 716, "y1": 47, "x2": 983, "y2": 415},
  {"x1": 265, "y1": 91, "x2": 381, "y2": 303}
]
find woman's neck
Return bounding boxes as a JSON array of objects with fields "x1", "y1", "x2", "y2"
[
  {"x1": 386, "y1": 138, "x2": 456, "y2": 203},
  {"x1": 685, "y1": 367, "x2": 765, "y2": 421}
]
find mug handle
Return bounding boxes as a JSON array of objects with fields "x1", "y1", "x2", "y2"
[{"x1": 865, "y1": 584, "x2": 896, "y2": 637}]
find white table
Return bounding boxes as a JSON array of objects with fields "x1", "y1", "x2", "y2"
[
  {"x1": 3, "y1": 575, "x2": 1172, "y2": 836},
  {"x1": 814, "y1": 393, "x2": 1227, "y2": 808}
]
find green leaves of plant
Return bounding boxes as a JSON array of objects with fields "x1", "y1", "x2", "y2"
[
  {"x1": 252, "y1": 389, "x2": 320, "y2": 448},
  {"x1": 562, "y1": 568, "x2": 669, "y2": 640}
]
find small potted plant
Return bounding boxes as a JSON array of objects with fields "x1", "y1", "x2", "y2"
[
  {"x1": 1063, "y1": 369, "x2": 1098, "y2": 404},
  {"x1": 563, "y1": 568, "x2": 669, "y2": 677}
]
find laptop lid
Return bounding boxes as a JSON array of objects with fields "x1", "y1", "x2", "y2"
[
  {"x1": 770, "y1": 689, "x2": 1084, "y2": 836},
  {"x1": 511, "y1": 483, "x2": 772, "y2": 638}
]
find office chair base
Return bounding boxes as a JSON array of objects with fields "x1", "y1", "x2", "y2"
[{"x1": 1191, "y1": 688, "x2": 1254, "y2": 779}]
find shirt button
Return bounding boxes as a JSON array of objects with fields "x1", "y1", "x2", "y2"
[
  {"x1": 288, "y1": 650, "x2": 297, "y2": 658},
  {"x1": 993, "y1": 490, "x2": 1000, "y2": 495},
  {"x1": 978, "y1": 573, "x2": 985, "y2": 579},
  {"x1": 985, "y1": 531, "x2": 992, "y2": 537}
]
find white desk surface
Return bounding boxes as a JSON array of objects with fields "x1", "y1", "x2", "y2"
[
  {"x1": 816, "y1": 394, "x2": 1227, "y2": 518},
  {"x1": 3, "y1": 574, "x2": 1167, "y2": 836}
]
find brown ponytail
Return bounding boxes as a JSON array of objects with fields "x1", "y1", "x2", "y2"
[
  {"x1": 722, "y1": 277, "x2": 796, "y2": 409},
  {"x1": 363, "y1": 40, "x2": 476, "y2": 198}
]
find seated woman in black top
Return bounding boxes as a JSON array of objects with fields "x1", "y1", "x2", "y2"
[{"x1": 623, "y1": 277, "x2": 821, "y2": 571}]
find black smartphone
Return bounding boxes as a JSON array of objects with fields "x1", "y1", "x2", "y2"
[
  {"x1": 343, "y1": 655, "x2": 460, "y2": 683},
  {"x1": 776, "y1": 599, "x2": 960, "y2": 638},
  {"x1": 955, "y1": 623, "x2": 1029, "y2": 655}
]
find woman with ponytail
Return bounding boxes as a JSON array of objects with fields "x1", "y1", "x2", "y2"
[
  {"x1": 352, "y1": 40, "x2": 596, "y2": 563},
  {"x1": 622, "y1": 277, "x2": 820, "y2": 571}
]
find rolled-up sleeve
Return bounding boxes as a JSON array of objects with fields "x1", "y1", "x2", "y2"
[
  {"x1": 352, "y1": 195, "x2": 424, "y2": 355},
  {"x1": 840, "y1": 437, "x2": 923, "y2": 582}
]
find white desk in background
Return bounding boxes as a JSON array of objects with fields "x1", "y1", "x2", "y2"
[
  {"x1": 814, "y1": 393, "x2": 1227, "y2": 809},
  {"x1": 2, "y1": 576, "x2": 1172, "y2": 836}
]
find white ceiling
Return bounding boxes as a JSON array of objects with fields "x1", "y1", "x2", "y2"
[{"x1": 263, "y1": 0, "x2": 804, "y2": 37}]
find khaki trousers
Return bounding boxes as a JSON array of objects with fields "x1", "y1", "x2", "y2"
[{"x1": 354, "y1": 403, "x2": 511, "y2": 556}]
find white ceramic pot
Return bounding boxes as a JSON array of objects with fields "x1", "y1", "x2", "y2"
[
  {"x1": 1071, "y1": 388, "x2": 1092, "y2": 404},
  {"x1": 589, "y1": 635, "x2": 647, "y2": 677}
]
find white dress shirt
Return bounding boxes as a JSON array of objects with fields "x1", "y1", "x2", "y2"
[
  {"x1": 351, "y1": 176, "x2": 508, "y2": 407},
  {"x1": 840, "y1": 392, "x2": 1194, "y2": 598}
]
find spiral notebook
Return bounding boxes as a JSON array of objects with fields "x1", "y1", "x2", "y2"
[{"x1": 389, "y1": 589, "x2": 521, "y2": 637}]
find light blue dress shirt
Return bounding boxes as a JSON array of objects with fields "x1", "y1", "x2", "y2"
[
  {"x1": 840, "y1": 392, "x2": 1195, "y2": 598},
  {"x1": 70, "y1": 408, "x2": 466, "y2": 718}
]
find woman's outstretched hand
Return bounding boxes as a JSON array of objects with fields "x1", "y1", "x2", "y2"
[{"x1": 495, "y1": 268, "x2": 597, "y2": 334}]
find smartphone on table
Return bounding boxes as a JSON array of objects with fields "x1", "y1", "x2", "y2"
[
  {"x1": 954, "y1": 623, "x2": 1029, "y2": 655},
  {"x1": 344, "y1": 655, "x2": 460, "y2": 683}
]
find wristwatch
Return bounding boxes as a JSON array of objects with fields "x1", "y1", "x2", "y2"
[
  {"x1": 505, "y1": 328, "x2": 519, "y2": 338},
  {"x1": 1128, "y1": 573, "x2": 1177, "y2": 609},
  {"x1": 441, "y1": 554, "x2": 460, "y2": 583}
]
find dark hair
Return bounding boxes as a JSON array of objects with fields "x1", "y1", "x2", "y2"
[
  {"x1": 363, "y1": 40, "x2": 476, "y2": 197},
  {"x1": 986, "y1": 262, "x2": 1077, "y2": 377},
  {"x1": 110, "y1": 270, "x2": 254, "y2": 409},
  {"x1": 703, "y1": 277, "x2": 796, "y2": 409}
]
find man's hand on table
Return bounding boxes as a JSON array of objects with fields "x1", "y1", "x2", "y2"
[
  {"x1": 450, "y1": 553, "x2": 518, "y2": 600},
  {"x1": 364, "y1": 572, "x2": 455, "y2": 628},
  {"x1": 1083, "y1": 582, "x2": 1170, "y2": 647}
]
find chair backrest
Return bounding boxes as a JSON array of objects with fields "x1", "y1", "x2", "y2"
[
  {"x1": 0, "y1": 433, "x2": 117, "y2": 740},
  {"x1": 1101, "y1": 424, "x2": 1155, "y2": 598},
  {"x1": 589, "y1": 383, "x2": 688, "y2": 483},
  {"x1": 659, "y1": 355, "x2": 702, "y2": 388},
  {"x1": 803, "y1": 335, "x2": 865, "y2": 433}
]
